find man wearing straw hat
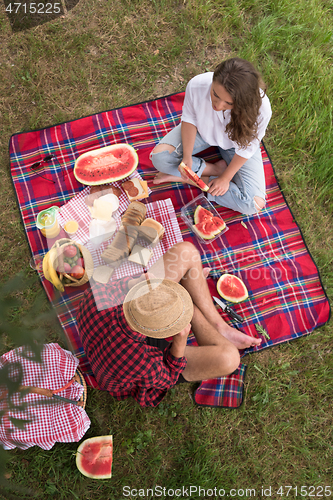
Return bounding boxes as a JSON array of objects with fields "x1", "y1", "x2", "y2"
[{"x1": 77, "y1": 241, "x2": 261, "y2": 407}]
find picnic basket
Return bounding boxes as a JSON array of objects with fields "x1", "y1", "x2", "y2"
[
  {"x1": 50, "y1": 238, "x2": 94, "y2": 287},
  {"x1": 74, "y1": 369, "x2": 88, "y2": 409}
]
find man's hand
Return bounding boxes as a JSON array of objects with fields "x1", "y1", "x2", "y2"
[
  {"x1": 128, "y1": 271, "x2": 156, "y2": 290},
  {"x1": 208, "y1": 175, "x2": 230, "y2": 197},
  {"x1": 169, "y1": 323, "x2": 191, "y2": 358}
]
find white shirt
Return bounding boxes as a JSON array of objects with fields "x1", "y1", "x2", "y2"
[{"x1": 181, "y1": 72, "x2": 272, "y2": 159}]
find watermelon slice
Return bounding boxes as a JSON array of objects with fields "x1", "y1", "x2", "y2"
[
  {"x1": 192, "y1": 205, "x2": 226, "y2": 240},
  {"x1": 205, "y1": 217, "x2": 226, "y2": 233},
  {"x1": 217, "y1": 274, "x2": 248, "y2": 303},
  {"x1": 76, "y1": 436, "x2": 113, "y2": 479},
  {"x1": 178, "y1": 162, "x2": 209, "y2": 192},
  {"x1": 193, "y1": 221, "x2": 217, "y2": 240},
  {"x1": 74, "y1": 144, "x2": 138, "y2": 186},
  {"x1": 193, "y1": 205, "x2": 213, "y2": 224}
]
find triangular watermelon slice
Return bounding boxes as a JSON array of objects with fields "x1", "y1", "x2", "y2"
[
  {"x1": 205, "y1": 217, "x2": 226, "y2": 233},
  {"x1": 193, "y1": 205, "x2": 213, "y2": 224},
  {"x1": 178, "y1": 162, "x2": 209, "y2": 192}
]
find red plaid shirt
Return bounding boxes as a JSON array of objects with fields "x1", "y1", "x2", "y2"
[{"x1": 76, "y1": 277, "x2": 187, "y2": 407}]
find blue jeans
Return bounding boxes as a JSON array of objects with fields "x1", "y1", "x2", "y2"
[{"x1": 150, "y1": 124, "x2": 266, "y2": 215}]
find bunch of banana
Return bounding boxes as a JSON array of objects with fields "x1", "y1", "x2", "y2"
[{"x1": 42, "y1": 247, "x2": 64, "y2": 292}]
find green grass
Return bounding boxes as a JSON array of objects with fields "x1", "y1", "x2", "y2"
[{"x1": 0, "y1": 0, "x2": 333, "y2": 498}]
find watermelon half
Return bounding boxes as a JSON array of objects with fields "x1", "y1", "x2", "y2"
[
  {"x1": 74, "y1": 144, "x2": 138, "y2": 186},
  {"x1": 217, "y1": 274, "x2": 248, "y2": 303},
  {"x1": 76, "y1": 435, "x2": 113, "y2": 479}
]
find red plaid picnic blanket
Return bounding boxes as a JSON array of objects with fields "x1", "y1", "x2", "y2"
[{"x1": 9, "y1": 92, "x2": 330, "y2": 408}]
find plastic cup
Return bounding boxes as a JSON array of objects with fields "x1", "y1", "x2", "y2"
[
  {"x1": 64, "y1": 220, "x2": 79, "y2": 236},
  {"x1": 29, "y1": 256, "x2": 43, "y2": 272}
]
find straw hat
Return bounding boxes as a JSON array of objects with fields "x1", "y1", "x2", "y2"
[{"x1": 123, "y1": 278, "x2": 193, "y2": 338}]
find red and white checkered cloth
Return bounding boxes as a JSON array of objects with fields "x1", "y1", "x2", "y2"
[
  {"x1": 0, "y1": 343, "x2": 90, "y2": 450},
  {"x1": 57, "y1": 172, "x2": 149, "y2": 246},
  {"x1": 57, "y1": 183, "x2": 183, "y2": 279}
]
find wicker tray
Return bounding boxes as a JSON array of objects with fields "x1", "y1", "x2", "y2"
[{"x1": 74, "y1": 369, "x2": 87, "y2": 409}]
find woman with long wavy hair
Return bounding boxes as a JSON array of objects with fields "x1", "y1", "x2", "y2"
[{"x1": 151, "y1": 58, "x2": 272, "y2": 215}]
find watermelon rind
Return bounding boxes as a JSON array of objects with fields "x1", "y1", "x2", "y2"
[
  {"x1": 217, "y1": 274, "x2": 248, "y2": 303},
  {"x1": 76, "y1": 435, "x2": 113, "y2": 479},
  {"x1": 74, "y1": 144, "x2": 138, "y2": 186},
  {"x1": 193, "y1": 221, "x2": 219, "y2": 239}
]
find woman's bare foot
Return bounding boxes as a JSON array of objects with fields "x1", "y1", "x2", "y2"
[
  {"x1": 153, "y1": 172, "x2": 182, "y2": 185},
  {"x1": 203, "y1": 159, "x2": 228, "y2": 177},
  {"x1": 218, "y1": 323, "x2": 262, "y2": 349},
  {"x1": 153, "y1": 171, "x2": 199, "y2": 188}
]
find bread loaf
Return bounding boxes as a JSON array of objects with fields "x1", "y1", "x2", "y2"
[
  {"x1": 101, "y1": 226, "x2": 138, "y2": 265},
  {"x1": 140, "y1": 218, "x2": 165, "y2": 241}
]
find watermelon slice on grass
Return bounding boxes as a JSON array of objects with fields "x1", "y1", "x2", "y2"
[{"x1": 76, "y1": 436, "x2": 113, "y2": 479}]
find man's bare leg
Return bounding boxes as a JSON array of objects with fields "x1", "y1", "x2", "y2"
[
  {"x1": 150, "y1": 242, "x2": 261, "y2": 349},
  {"x1": 181, "y1": 305, "x2": 240, "y2": 381}
]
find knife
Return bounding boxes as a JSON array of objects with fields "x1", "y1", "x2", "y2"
[
  {"x1": 19, "y1": 386, "x2": 82, "y2": 407},
  {"x1": 213, "y1": 296, "x2": 244, "y2": 323},
  {"x1": 51, "y1": 394, "x2": 82, "y2": 406}
]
